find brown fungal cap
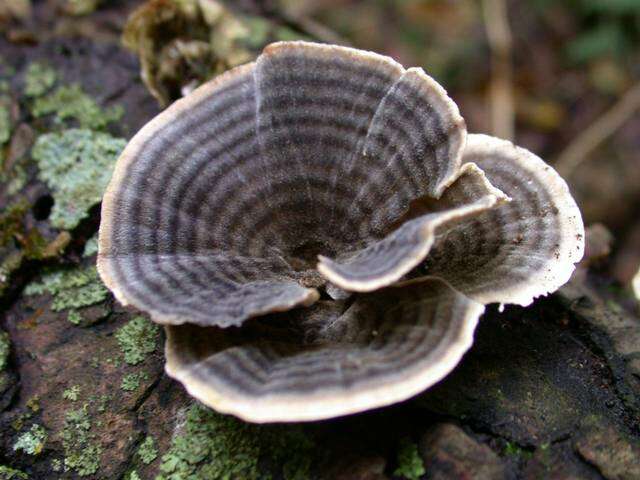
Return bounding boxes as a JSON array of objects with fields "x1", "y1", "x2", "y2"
[
  {"x1": 417, "y1": 134, "x2": 585, "y2": 306},
  {"x1": 98, "y1": 41, "x2": 584, "y2": 422},
  {"x1": 98, "y1": 41, "x2": 468, "y2": 328},
  {"x1": 165, "y1": 278, "x2": 484, "y2": 422}
]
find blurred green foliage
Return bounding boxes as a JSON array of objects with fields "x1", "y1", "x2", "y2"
[{"x1": 532, "y1": 0, "x2": 639, "y2": 64}]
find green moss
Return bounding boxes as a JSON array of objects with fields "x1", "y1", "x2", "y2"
[
  {"x1": 9, "y1": 400, "x2": 41, "y2": 436},
  {"x1": 394, "y1": 438, "x2": 425, "y2": 480},
  {"x1": 24, "y1": 62, "x2": 57, "y2": 97},
  {"x1": 0, "y1": 465, "x2": 28, "y2": 480},
  {"x1": 0, "y1": 331, "x2": 9, "y2": 371},
  {"x1": 268, "y1": 427, "x2": 314, "y2": 480},
  {"x1": 121, "y1": 372, "x2": 146, "y2": 392},
  {"x1": 63, "y1": 385, "x2": 81, "y2": 401},
  {"x1": 11, "y1": 415, "x2": 25, "y2": 432},
  {"x1": 31, "y1": 128, "x2": 126, "y2": 230},
  {"x1": 137, "y1": 435, "x2": 158, "y2": 465},
  {"x1": 128, "y1": 471, "x2": 141, "y2": 480},
  {"x1": 115, "y1": 317, "x2": 159, "y2": 366},
  {"x1": 504, "y1": 442, "x2": 534, "y2": 459},
  {"x1": 157, "y1": 403, "x2": 314, "y2": 480},
  {"x1": 0, "y1": 202, "x2": 50, "y2": 261},
  {"x1": 13, "y1": 424, "x2": 47, "y2": 455},
  {"x1": 26, "y1": 396, "x2": 40, "y2": 413},
  {"x1": 0, "y1": 203, "x2": 25, "y2": 248},
  {"x1": 61, "y1": 405, "x2": 103, "y2": 477},
  {"x1": 32, "y1": 85, "x2": 123, "y2": 130},
  {"x1": 25, "y1": 265, "x2": 108, "y2": 311}
]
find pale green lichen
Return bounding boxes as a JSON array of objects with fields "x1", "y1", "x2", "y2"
[
  {"x1": 1, "y1": 164, "x2": 27, "y2": 197},
  {"x1": 95, "y1": 394, "x2": 109, "y2": 413},
  {"x1": 0, "y1": 103, "x2": 10, "y2": 145},
  {"x1": 394, "y1": 438, "x2": 425, "y2": 480},
  {"x1": 0, "y1": 333, "x2": 8, "y2": 396},
  {"x1": 24, "y1": 62, "x2": 57, "y2": 97},
  {"x1": 31, "y1": 128, "x2": 126, "y2": 230},
  {"x1": 53, "y1": 279, "x2": 106, "y2": 310},
  {"x1": 0, "y1": 86, "x2": 27, "y2": 194},
  {"x1": 63, "y1": 385, "x2": 81, "y2": 401},
  {"x1": 157, "y1": 403, "x2": 314, "y2": 480},
  {"x1": 25, "y1": 265, "x2": 108, "y2": 311},
  {"x1": 82, "y1": 234, "x2": 99, "y2": 257},
  {"x1": 65, "y1": 0, "x2": 103, "y2": 15},
  {"x1": 52, "y1": 458, "x2": 62, "y2": 472},
  {"x1": 0, "y1": 465, "x2": 28, "y2": 480},
  {"x1": 128, "y1": 471, "x2": 141, "y2": 480},
  {"x1": 68, "y1": 310, "x2": 83, "y2": 325},
  {"x1": 61, "y1": 405, "x2": 103, "y2": 476},
  {"x1": 121, "y1": 372, "x2": 146, "y2": 392},
  {"x1": 13, "y1": 424, "x2": 47, "y2": 455},
  {"x1": 137, "y1": 435, "x2": 158, "y2": 465},
  {"x1": 0, "y1": 331, "x2": 9, "y2": 371},
  {"x1": 115, "y1": 317, "x2": 159, "y2": 366},
  {"x1": 32, "y1": 85, "x2": 123, "y2": 130},
  {"x1": 0, "y1": 55, "x2": 15, "y2": 77}
]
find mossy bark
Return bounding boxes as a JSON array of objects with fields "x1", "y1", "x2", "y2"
[{"x1": 1, "y1": 2, "x2": 639, "y2": 479}]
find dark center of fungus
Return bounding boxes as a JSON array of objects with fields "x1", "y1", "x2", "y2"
[{"x1": 288, "y1": 239, "x2": 337, "y2": 272}]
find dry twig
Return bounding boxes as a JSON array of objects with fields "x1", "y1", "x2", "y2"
[
  {"x1": 279, "y1": 7, "x2": 352, "y2": 47},
  {"x1": 483, "y1": 0, "x2": 514, "y2": 141},
  {"x1": 555, "y1": 81, "x2": 640, "y2": 176}
]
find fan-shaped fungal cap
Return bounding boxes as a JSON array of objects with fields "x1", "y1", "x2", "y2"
[
  {"x1": 165, "y1": 278, "x2": 484, "y2": 422},
  {"x1": 98, "y1": 41, "x2": 584, "y2": 422},
  {"x1": 417, "y1": 134, "x2": 585, "y2": 307}
]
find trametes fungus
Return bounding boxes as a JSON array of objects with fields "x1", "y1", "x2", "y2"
[{"x1": 98, "y1": 41, "x2": 584, "y2": 422}]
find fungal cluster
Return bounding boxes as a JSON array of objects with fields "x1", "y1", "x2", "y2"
[{"x1": 98, "y1": 41, "x2": 584, "y2": 422}]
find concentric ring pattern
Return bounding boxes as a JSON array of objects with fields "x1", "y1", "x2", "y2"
[{"x1": 98, "y1": 41, "x2": 584, "y2": 422}]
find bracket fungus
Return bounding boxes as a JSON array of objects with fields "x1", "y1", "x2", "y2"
[{"x1": 98, "y1": 41, "x2": 584, "y2": 422}]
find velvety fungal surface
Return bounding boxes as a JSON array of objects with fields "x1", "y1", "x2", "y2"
[{"x1": 98, "y1": 41, "x2": 584, "y2": 422}]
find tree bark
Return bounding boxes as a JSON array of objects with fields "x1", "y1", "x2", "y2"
[{"x1": 1, "y1": 2, "x2": 639, "y2": 479}]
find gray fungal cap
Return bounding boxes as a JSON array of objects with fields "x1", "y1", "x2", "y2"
[{"x1": 98, "y1": 41, "x2": 584, "y2": 422}]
